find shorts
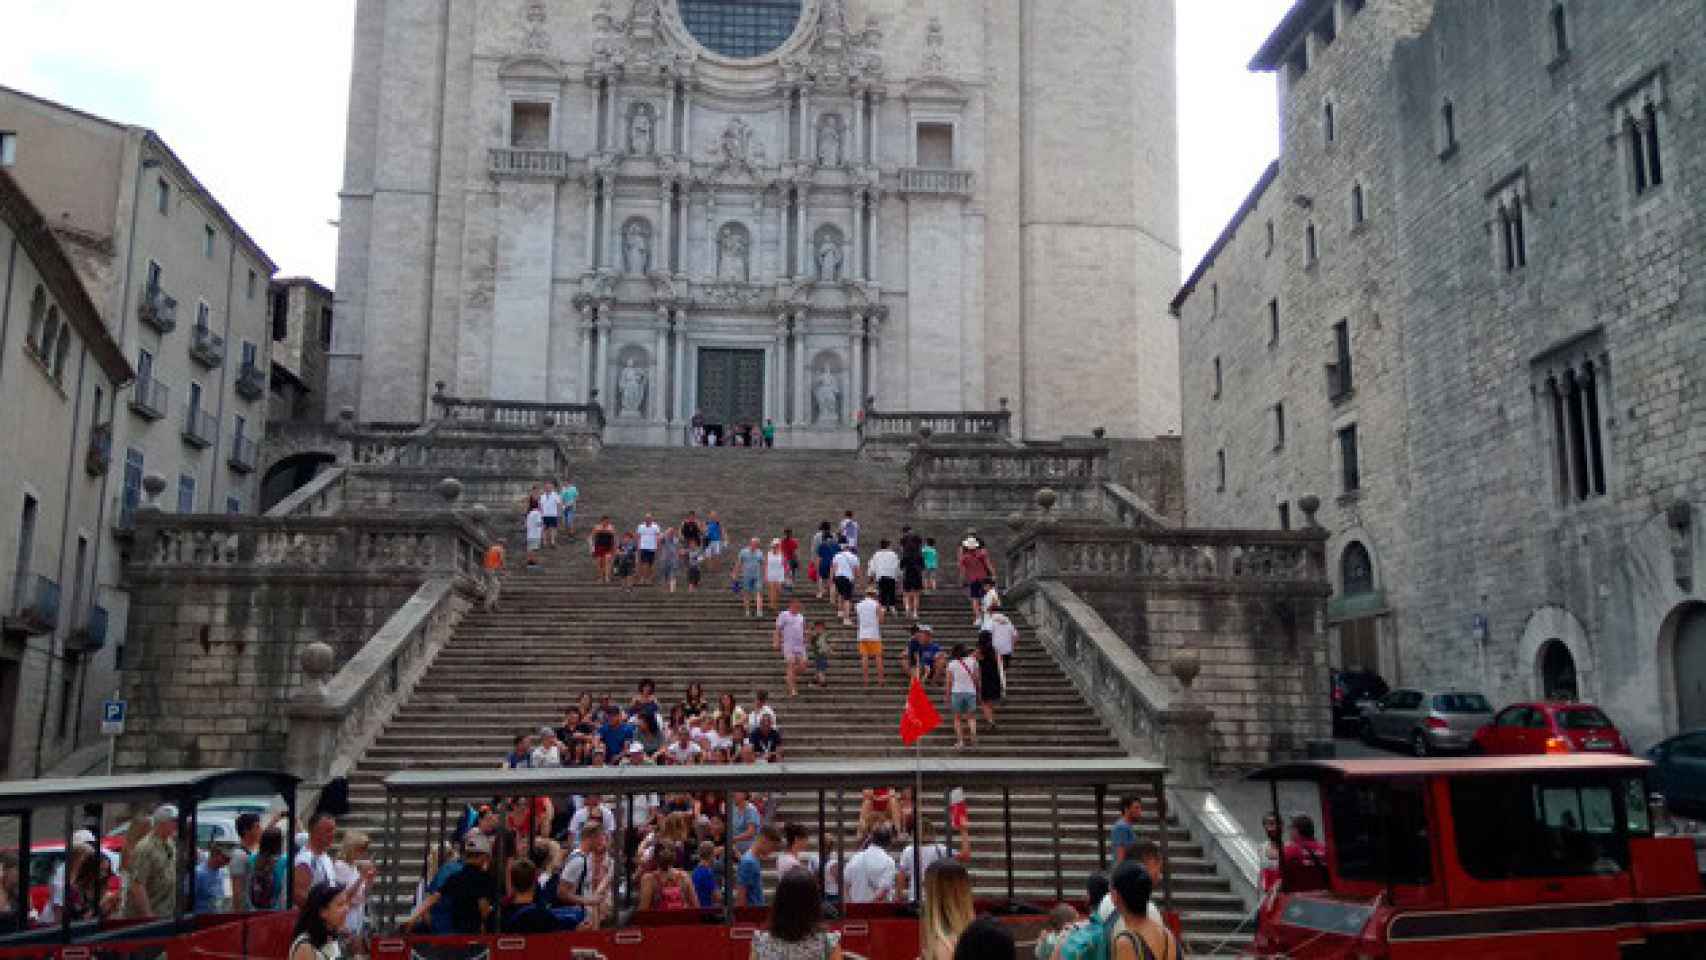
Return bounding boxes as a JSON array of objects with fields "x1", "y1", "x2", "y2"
[
  {"x1": 741, "y1": 575, "x2": 760, "y2": 593},
  {"x1": 688, "y1": 567, "x2": 702, "y2": 586},
  {"x1": 705, "y1": 540, "x2": 724, "y2": 557},
  {"x1": 782, "y1": 642, "x2": 807, "y2": 661},
  {"x1": 640, "y1": 549, "x2": 657, "y2": 564},
  {"x1": 562, "y1": 507, "x2": 575, "y2": 526},
  {"x1": 834, "y1": 576, "x2": 854, "y2": 601},
  {"x1": 902, "y1": 568, "x2": 924, "y2": 592},
  {"x1": 951, "y1": 692, "x2": 977, "y2": 715},
  {"x1": 813, "y1": 654, "x2": 830, "y2": 673},
  {"x1": 594, "y1": 541, "x2": 614, "y2": 558},
  {"x1": 878, "y1": 577, "x2": 898, "y2": 607},
  {"x1": 965, "y1": 578, "x2": 986, "y2": 599},
  {"x1": 543, "y1": 516, "x2": 559, "y2": 528},
  {"x1": 858, "y1": 640, "x2": 883, "y2": 657}
]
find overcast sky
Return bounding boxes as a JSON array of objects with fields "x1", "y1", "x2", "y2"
[{"x1": 4, "y1": 0, "x2": 1290, "y2": 288}]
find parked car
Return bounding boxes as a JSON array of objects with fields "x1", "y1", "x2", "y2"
[
  {"x1": 1331, "y1": 669, "x2": 1390, "y2": 733},
  {"x1": 1647, "y1": 729, "x2": 1706, "y2": 820},
  {"x1": 1472, "y1": 701, "x2": 1631, "y2": 756},
  {"x1": 1359, "y1": 689, "x2": 1493, "y2": 756}
]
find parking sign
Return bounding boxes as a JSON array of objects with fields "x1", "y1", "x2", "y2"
[{"x1": 102, "y1": 699, "x2": 126, "y2": 736}]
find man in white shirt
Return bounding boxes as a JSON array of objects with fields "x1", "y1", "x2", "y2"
[
  {"x1": 540, "y1": 483, "x2": 561, "y2": 547},
  {"x1": 831, "y1": 544, "x2": 862, "y2": 625},
  {"x1": 569, "y1": 794, "x2": 617, "y2": 839},
  {"x1": 854, "y1": 587, "x2": 886, "y2": 687},
  {"x1": 988, "y1": 612, "x2": 1019, "y2": 673},
  {"x1": 292, "y1": 812, "x2": 338, "y2": 908},
  {"x1": 636, "y1": 514, "x2": 663, "y2": 584},
  {"x1": 868, "y1": 539, "x2": 902, "y2": 615},
  {"x1": 663, "y1": 726, "x2": 703, "y2": 765},
  {"x1": 842, "y1": 828, "x2": 898, "y2": 903},
  {"x1": 897, "y1": 820, "x2": 971, "y2": 902}
]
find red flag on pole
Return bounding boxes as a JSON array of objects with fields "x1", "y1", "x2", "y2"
[{"x1": 899, "y1": 676, "x2": 942, "y2": 745}]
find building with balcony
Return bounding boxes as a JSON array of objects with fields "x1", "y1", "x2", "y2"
[
  {"x1": 268, "y1": 276, "x2": 333, "y2": 423},
  {"x1": 330, "y1": 0, "x2": 1181, "y2": 444},
  {"x1": 0, "y1": 170, "x2": 134, "y2": 779},
  {"x1": 0, "y1": 85, "x2": 278, "y2": 775}
]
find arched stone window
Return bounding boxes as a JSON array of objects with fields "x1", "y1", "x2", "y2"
[
  {"x1": 1341, "y1": 541, "x2": 1374, "y2": 595},
  {"x1": 52, "y1": 323, "x2": 72, "y2": 382},
  {"x1": 1537, "y1": 639, "x2": 1578, "y2": 700},
  {"x1": 40, "y1": 305, "x2": 60, "y2": 364},
  {"x1": 26, "y1": 285, "x2": 46, "y2": 350}
]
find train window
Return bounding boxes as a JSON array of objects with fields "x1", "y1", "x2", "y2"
[
  {"x1": 1327, "y1": 781, "x2": 1433, "y2": 885},
  {"x1": 1624, "y1": 778, "x2": 1651, "y2": 835},
  {"x1": 1452, "y1": 776, "x2": 1630, "y2": 879}
]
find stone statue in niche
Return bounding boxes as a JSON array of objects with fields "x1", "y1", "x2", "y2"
[
  {"x1": 815, "y1": 237, "x2": 843, "y2": 281},
  {"x1": 628, "y1": 103, "x2": 655, "y2": 156},
  {"x1": 813, "y1": 365, "x2": 842, "y2": 423},
  {"x1": 617, "y1": 357, "x2": 649, "y2": 417},
  {"x1": 821, "y1": 0, "x2": 848, "y2": 33},
  {"x1": 707, "y1": 116, "x2": 765, "y2": 172},
  {"x1": 817, "y1": 114, "x2": 844, "y2": 166},
  {"x1": 622, "y1": 220, "x2": 651, "y2": 275},
  {"x1": 717, "y1": 225, "x2": 750, "y2": 281}
]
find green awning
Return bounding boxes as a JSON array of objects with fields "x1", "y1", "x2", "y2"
[{"x1": 1328, "y1": 590, "x2": 1388, "y2": 623}]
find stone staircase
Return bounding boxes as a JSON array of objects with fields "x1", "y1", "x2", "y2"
[{"x1": 340, "y1": 448, "x2": 1249, "y2": 953}]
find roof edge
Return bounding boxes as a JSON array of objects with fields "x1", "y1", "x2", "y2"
[
  {"x1": 1250, "y1": 0, "x2": 1333, "y2": 72},
  {"x1": 142, "y1": 130, "x2": 279, "y2": 274},
  {"x1": 1170, "y1": 160, "x2": 1280, "y2": 316}
]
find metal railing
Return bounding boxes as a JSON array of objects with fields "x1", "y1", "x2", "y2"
[
  {"x1": 488, "y1": 147, "x2": 573, "y2": 179},
  {"x1": 130, "y1": 374, "x2": 169, "y2": 420},
  {"x1": 189, "y1": 324, "x2": 226, "y2": 367},
  {"x1": 900, "y1": 166, "x2": 976, "y2": 196},
  {"x1": 228, "y1": 434, "x2": 258, "y2": 473},
  {"x1": 235, "y1": 362, "x2": 267, "y2": 400},
  {"x1": 9, "y1": 573, "x2": 61, "y2": 633},
  {"x1": 182, "y1": 406, "x2": 217, "y2": 448},
  {"x1": 138, "y1": 284, "x2": 178, "y2": 333}
]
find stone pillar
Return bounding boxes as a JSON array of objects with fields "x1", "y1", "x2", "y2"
[
  {"x1": 653, "y1": 314, "x2": 670, "y2": 424},
  {"x1": 868, "y1": 189, "x2": 882, "y2": 283},
  {"x1": 673, "y1": 312, "x2": 688, "y2": 422},
  {"x1": 798, "y1": 188, "x2": 811, "y2": 281},
  {"x1": 848, "y1": 317, "x2": 865, "y2": 426},
  {"x1": 583, "y1": 181, "x2": 599, "y2": 268},
  {"x1": 869, "y1": 92, "x2": 882, "y2": 163},
  {"x1": 851, "y1": 191, "x2": 864, "y2": 282},
  {"x1": 867, "y1": 325, "x2": 881, "y2": 409},
  {"x1": 794, "y1": 314, "x2": 810, "y2": 427},
  {"x1": 681, "y1": 89, "x2": 693, "y2": 156},
  {"x1": 657, "y1": 181, "x2": 673, "y2": 274},
  {"x1": 662, "y1": 82, "x2": 676, "y2": 154},
  {"x1": 851, "y1": 87, "x2": 865, "y2": 165},
  {"x1": 577, "y1": 311, "x2": 594, "y2": 402},
  {"x1": 594, "y1": 312, "x2": 611, "y2": 404},
  {"x1": 798, "y1": 85, "x2": 811, "y2": 163},
  {"x1": 603, "y1": 80, "x2": 618, "y2": 152},
  {"x1": 601, "y1": 176, "x2": 618, "y2": 270}
]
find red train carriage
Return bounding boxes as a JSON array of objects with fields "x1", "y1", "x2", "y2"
[{"x1": 1250, "y1": 755, "x2": 1706, "y2": 959}]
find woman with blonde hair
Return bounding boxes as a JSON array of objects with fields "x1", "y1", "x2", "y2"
[
  {"x1": 920, "y1": 860, "x2": 976, "y2": 960},
  {"x1": 332, "y1": 830, "x2": 376, "y2": 940}
]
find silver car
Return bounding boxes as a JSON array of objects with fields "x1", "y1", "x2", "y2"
[{"x1": 1359, "y1": 688, "x2": 1493, "y2": 756}]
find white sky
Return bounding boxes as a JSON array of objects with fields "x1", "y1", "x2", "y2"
[{"x1": 2, "y1": 0, "x2": 1291, "y2": 288}]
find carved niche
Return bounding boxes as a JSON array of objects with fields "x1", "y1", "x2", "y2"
[
  {"x1": 627, "y1": 101, "x2": 657, "y2": 156},
  {"x1": 816, "y1": 113, "x2": 845, "y2": 166},
  {"x1": 621, "y1": 217, "x2": 653, "y2": 275},
  {"x1": 716, "y1": 222, "x2": 752, "y2": 282},
  {"x1": 812, "y1": 225, "x2": 846, "y2": 282}
]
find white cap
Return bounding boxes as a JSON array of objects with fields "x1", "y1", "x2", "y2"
[
  {"x1": 152, "y1": 803, "x2": 179, "y2": 823},
  {"x1": 72, "y1": 829, "x2": 97, "y2": 845}
]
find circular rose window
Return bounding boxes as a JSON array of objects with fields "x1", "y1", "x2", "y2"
[{"x1": 677, "y1": 0, "x2": 804, "y2": 60}]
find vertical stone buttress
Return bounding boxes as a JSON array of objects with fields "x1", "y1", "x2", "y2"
[{"x1": 1020, "y1": 0, "x2": 1180, "y2": 439}]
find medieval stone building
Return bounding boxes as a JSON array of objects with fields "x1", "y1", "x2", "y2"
[
  {"x1": 328, "y1": 0, "x2": 1182, "y2": 444},
  {"x1": 1174, "y1": 0, "x2": 1705, "y2": 749}
]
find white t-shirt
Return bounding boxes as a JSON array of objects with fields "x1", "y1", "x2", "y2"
[
  {"x1": 989, "y1": 618, "x2": 1018, "y2": 656},
  {"x1": 569, "y1": 805, "x2": 617, "y2": 838},
  {"x1": 842, "y1": 846, "x2": 896, "y2": 903},
  {"x1": 855, "y1": 598, "x2": 882, "y2": 640},
  {"x1": 766, "y1": 550, "x2": 787, "y2": 581},
  {"x1": 776, "y1": 850, "x2": 820, "y2": 877},
  {"x1": 948, "y1": 656, "x2": 978, "y2": 694},
  {"x1": 869, "y1": 549, "x2": 900, "y2": 580},
  {"x1": 637, "y1": 523, "x2": 662, "y2": 550},
  {"x1": 822, "y1": 854, "x2": 841, "y2": 896},
  {"x1": 897, "y1": 842, "x2": 947, "y2": 900},
  {"x1": 294, "y1": 848, "x2": 336, "y2": 889},
  {"x1": 831, "y1": 550, "x2": 860, "y2": 581},
  {"x1": 746, "y1": 704, "x2": 777, "y2": 731},
  {"x1": 665, "y1": 740, "x2": 702, "y2": 765},
  {"x1": 525, "y1": 510, "x2": 544, "y2": 542},
  {"x1": 531, "y1": 743, "x2": 564, "y2": 768},
  {"x1": 541, "y1": 491, "x2": 560, "y2": 518}
]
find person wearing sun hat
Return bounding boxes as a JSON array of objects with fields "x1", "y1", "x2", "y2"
[{"x1": 957, "y1": 534, "x2": 996, "y2": 626}]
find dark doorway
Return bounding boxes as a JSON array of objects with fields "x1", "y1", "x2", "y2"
[
  {"x1": 260, "y1": 452, "x2": 337, "y2": 513},
  {"x1": 1538, "y1": 639, "x2": 1578, "y2": 700},
  {"x1": 1675, "y1": 605, "x2": 1706, "y2": 730},
  {"x1": 696, "y1": 348, "x2": 764, "y2": 437}
]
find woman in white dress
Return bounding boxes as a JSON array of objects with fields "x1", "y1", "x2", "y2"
[{"x1": 751, "y1": 868, "x2": 842, "y2": 960}]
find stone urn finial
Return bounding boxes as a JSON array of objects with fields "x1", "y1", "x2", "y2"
[
  {"x1": 1171, "y1": 650, "x2": 1202, "y2": 690},
  {"x1": 301, "y1": 641, "x2": 336, "y2": 696},
  {"x1": 1092, "y1": 426, "x2": 1106, "y2": 440},
  {"x1": 541, "y1": 413, "x2": 557, "y2": 428},
  {"x1": 1035, "y1": 487, "x2": 1059, "y2": 513},
  {"x1": 434, "y1": 380, "x2": 447, "y2": 397},
  {"x1": 1006, "y1": 510, "x2": 1029, "y2": 531},
  {"x1": 438, "y1": 477, "x2": 464, "y2": 504},
  {"x1": 998, "y1": 396, "x2": 1009, "y2": 410},
  {"x1": 470, "y1": 503, "x2": 489, "y2": 530},
  {"x1": 139, "y1": 473, "x2": 168, "y2": 513},
  {"x1": 1298, "y1": 494, "x2": 1322, "y2": 528}
]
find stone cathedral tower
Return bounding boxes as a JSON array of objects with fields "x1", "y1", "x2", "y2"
[{"x1": 328, "y1": 0, "x2": 1179, "y2": 444}]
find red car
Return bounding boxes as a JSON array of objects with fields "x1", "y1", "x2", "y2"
[
  {"x1": 1472, "y1": 701, "x2": 1631, "y2": 755},
  {"x1": 16, "y1": 838, "x2": 124, "y2": 918}
]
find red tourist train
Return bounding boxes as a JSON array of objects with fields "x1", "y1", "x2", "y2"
[{"x1": 1250, "y1": 754, "x2": 1706, "y2": 959}]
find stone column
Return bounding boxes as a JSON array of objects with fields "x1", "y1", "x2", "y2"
[
  {"x1": 798, "y1": 85, "x2": 811, "y2": 163},
  {"x1": 602, "y1": 176, "x2": 618, "y2": 270},
  {"x1": 868, "y1": 189, "x2": 882, "y2": 282},
  {"x1": 577, "y1": 311, "x2": 594, "y2": 402},
  {"x1": 851, "y1": 87, "x2": 865, "y2": 164},
  {"x1": 848, "y1": 317, "x2": 864, "y2": 426},
  {"x1": 584, "y1": 181, "x2": 599, "y2": 268},
  {"x1": 764, "y1": 337, "x2": 778, "y2": 422},
  {"x1": 681, "y1": 89, "x2": 693, "y2": 156},
  {"x1": 798, "y1": 188, "x2": 811, "y2": 281},
  {"x1": 594, "y1": 311, "x2": 611, "y2": 405},
  {"x1": 662, "y1": 82, "x2": 676, "y2": 154},
  {"x1": 869, "y1": 92, "x2": 882, "y2": 163},
  {"x1": 866, "y1": 324, "x2": 880, "y2": 409},
  {"x1": 657, "y1": 180, "x2": 673, "y2": 274},
  {"x1": 851, "y1": 190, "x2": 865, "y2": 281},
  {"x1": 673, "y1": 311, "x2": 688, "y2": 422},
  {"x1": 794, "y1": 314, "x2": 810, "y2": 427},
  {"x1": 603, "y1": 80, "x2": 619, "y2": 151},
  {"x1": 653, "y1": 313, "x2": 670, "y2": 424}
]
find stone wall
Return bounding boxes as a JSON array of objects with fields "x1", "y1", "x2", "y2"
[
  {"x1": 112, "y1": 513, "x2": 487, "y2": 772},
  {"x1": 1105, "y1": 436, "x2": 1185, "y2": 525}
]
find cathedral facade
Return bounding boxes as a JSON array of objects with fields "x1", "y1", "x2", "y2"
[{"x1": 329, "y1": 0, "x2": 1180, "y2": 444}]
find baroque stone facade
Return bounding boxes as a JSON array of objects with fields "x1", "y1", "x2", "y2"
[
  {"x1": 330, "y1": 0, "x2": 1182, "y2": 444},
  {"x1": 1174, "y1": 0, "x2": 1706, "y2": 749}
]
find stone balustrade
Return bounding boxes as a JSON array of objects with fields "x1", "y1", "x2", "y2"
[
  {"x1": 431, "y1": 390, "x2": 606, "y2": 438},
  {"x1": 488, "y1": 147, "x2": 573, "y2": 180},
  {"x1": 129, "y1": 513, "x2": 487, "y2": 581},
  {"x1": 1007, "y1": 523, "x2": 1328, "y2": 590},
  {"x1": 861, "y1": 409, "x2": 1011, "y2": 439},
  {"x1": 286, "y1": 578, "x2": 471, "y2": 814},
  {"x1": 899, "y1": 167, "x2": 976, "y2": 196},
  {"x1": 906, "y1": 441, "x2": 1112, "y2": 519}
]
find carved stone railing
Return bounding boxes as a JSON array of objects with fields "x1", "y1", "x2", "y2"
[
  {"x1": 1102, "y1": 482, "x2": 1172, "y2": 530},
  {"x1": 128, "y1": 513, "x2": 487, "y2": 582},
  {"x1": 861, "y1": 408, "x2": 1011, "y2": 440},
  {"x1": 431, "y1": 389, "x2": 606, "y2": 438},
  {"x1": 1013, "y1": 579, "x2": 1213, "y2": 787},
  {"x1": 899, "y1": 167, "x2": 976, "y2": 197},
  {"x1": 906, "y1": 441, "x2": 1111, "y2": 519},
  {"x1": 286, "y1": 577, "x2": 472, "y2": 813},
  {"x1": 265, "y1": 466, "x2": 348, "y2": 518},
  {"x1": 1007, "y1": 523, "x2": 1329, "y2": 591},
  {"x1": 488, "y1": 147, "x2": 573, "y2": 180}
]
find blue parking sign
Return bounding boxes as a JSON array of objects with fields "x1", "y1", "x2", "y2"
[{"x1": 102, "y1": 699, "x2": 126, "y2": 735}]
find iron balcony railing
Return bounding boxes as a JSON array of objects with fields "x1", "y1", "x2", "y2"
[
  {"x1": 9, "y1": 573, "x2": 61, "y2": 634},
  {"x1": 70, "y1": 604, "x2": 109, "y2": 651},
  {"x1": 138, "y1": 284, "x2": 178, "y2": 334},
  {"x1": 189, "y1": 324, "x2": 226, "y2": 367},
  {"x1": 130, "y1": 373, "x2": 169, "y2": 420},
  {"x1": 235, "y1": 362, "x2": 267, "y2": 401},
  {"x1": 228, "y1": 434, "x2": 258, "y2": 473},
  {"x1": 182, "y1": 406, "x2": 217, "y2": 448}
]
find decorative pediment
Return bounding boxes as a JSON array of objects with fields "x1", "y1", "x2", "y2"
[
  {"x1": 904, "y1": 77, "x2": 968, "y2": 108},
  {"x1": 499, "y1": 56, "x2": 564, "y2": 82}
]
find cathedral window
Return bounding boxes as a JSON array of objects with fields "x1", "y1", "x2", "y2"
[
  {"x1": 1329, "y1": 319, "x2": 1353, "y2": 401},
  {"x1": 1264, "y1": 220, "x2": 1276, "y2": 257},
  {"x1": 1268, "y1": 298, "x2": 1281, "y2": 346},
  {"x1": 1209, "y1": 282, "x2": 1219, "y2": 320},
  {"x1": 1538, "y1": 339, "x2": 1610, "y2": 504},
  {"x1": 1212, "y1": 357, "x2": 1222, "y2": 400},
  {"x1": 1305, "y1": 223, "x2": 1318, "y2": 265},
  {"x1": 1497, "y1": 198, "x2": 1527, "y2": 272},
  {"x1": 1272, "y1": 402, "x2": 1286, "y2": 451},
  {"x1": 1626, "y1": 102, "x2": 1664, "y2": 195},
  {"x1": 1216, "y1": 450, "x2": 1227, "y2": 492},
  {"x1": 678, "y1": 0, "x2": 803, "y2": 60},
  {"x1": 916, "y1": 123, "x2": 954, "y2": 168}
]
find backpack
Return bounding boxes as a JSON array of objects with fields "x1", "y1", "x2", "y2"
[
  {"x1": 549, "y1": 852, "x2": 590, "y2": 928},
  {"x1": 248, "y1": 856, "x2": 278, "y2": 911},
  {"x1": 1054, "y1": 919, "x2": 1169, "y2": 960}
]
